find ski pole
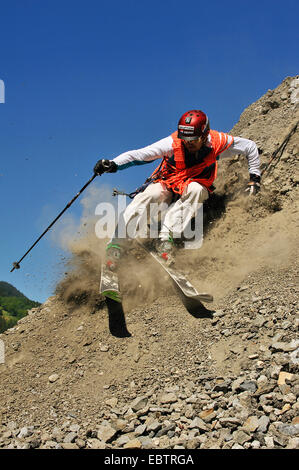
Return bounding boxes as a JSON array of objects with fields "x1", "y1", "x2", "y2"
[
  {"x1": 10, "y1": 172, "x2": 99, "y2": 272},
  {"x1": 261, "y1": 121, "x2": 298, "y2": 177}
]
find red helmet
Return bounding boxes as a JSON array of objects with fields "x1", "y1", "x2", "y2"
[{"x1": 177, "y1": 110, "x2": 210, "y2": 141}]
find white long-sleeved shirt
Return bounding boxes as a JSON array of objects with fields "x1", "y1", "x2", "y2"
[{"x1": 112, "y1": 131, "x2": 260, "y2": 177}]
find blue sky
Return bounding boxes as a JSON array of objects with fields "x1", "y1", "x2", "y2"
[{"x1": 0, "y1": 0, "x2": 298, "y2": 303}]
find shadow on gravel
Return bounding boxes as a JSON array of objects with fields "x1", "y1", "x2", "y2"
[
  {"x1": 185, "y1": 302, "x2": 215, "y2": 319},
  {"x1": 172, "y1": 285, "x2": 215, "y2": 319},
  {"x1": 183, "y1": 300, "x2": 215, "y2": 319},
  {"x1": 105, "y1": 298, "x2": 132, "y2": 337}
]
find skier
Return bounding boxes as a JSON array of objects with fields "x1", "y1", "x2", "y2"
[{"x1": 94, "y1": 110, "x2": 261, "y2": 269}]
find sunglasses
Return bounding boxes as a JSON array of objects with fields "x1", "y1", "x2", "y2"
[{"x1": 182, "y1": 137, "x2": 202, "y2": 144}]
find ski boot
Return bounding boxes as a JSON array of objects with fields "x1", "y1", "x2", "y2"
[
  {"x1": 105, "y1": 242, "x2": 123, "y2": 271},
  {"x1": 155, "y1": 236, "x2": 175, "y2": 266}
]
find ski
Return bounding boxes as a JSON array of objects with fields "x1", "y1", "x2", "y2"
[
  {"x1": 149, "y1": 249, "x2": 213, "y2": 304},
  {"x1": 135, "y1": 240, "x2": 213, "y2": 305},
  {"x1": 99, "y1": 263, "x2": 122, "y2": 303}
]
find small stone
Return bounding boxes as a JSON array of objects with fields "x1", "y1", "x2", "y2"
[
  {"x1": 48, "y1": 374, "x2": 59, "y2": 383},
  {"x1": 219, "y1": 417, "x2": 243, "y2": 427},
  {"x1": 270, "y1": 365, "x2": 282, "y2": 379},
  {"x1": 278, "y1": 371, "x2": 294, "y2": 385},
  {"x1": 189, "y1": 417, "x2": 209, "y2": 432},
  {"x1": 69, "y1": 424, "x2": 80, "y2": 433},
  {"x1": 238, "y1": 285, "x2": 249, "y2": 292},
  {"x1": 221, "y1": 329, "x2": 231, "y2": 337},
  {"x1": 257, "y1": 416, "x2": 270, "y2": 433},
  {"x1": 232, "y1": 443, "x2": 244, "y2": 449},
  {"x1": 265, "y1": 436, "x2": 275, "y2": 448},
  {"x1": 17, "y1": 427, "x2": 33, "y2": 439},
  {"x1": 286, "y1": 438, "x2": 299, "y2": 449},
  {"x1": 115, "y1": 435, "x2": 131, "y2": 446},
  {"x1": 42, "y1": 440, "x2": 56, "y2": 449},
  {"x1": 160, "y1": 392, "x2": 178, "y2": 404},
  {"x1": 97, "y1": 422, "x2": 118, "y2": 442},
  {"x1": 213, "y1": 310, "x2": 226, "y2": 317},
  {"x1": 134, "y1": 424, "x2": 146, "y2": 436},
  {"x1": 199, "y1": 409, "x2": 215, "y2": 421},
  {"x1": 248, "y1": 354, "x2": 259, "y2": 360},
  {"x1": 253, "y1": 316, "x2": 267, "y2": 327},
  {"x1": 83, "y1": 338, "x2": 92, "y2": 346},
  {"x1": 290, "y1": 349, "x2": 299, "y2": 365},
  {"x1": 99, "y1": 344, "x2": 109, "y2": 352},
  {"x1": 146, "y1": 419, "x2": 162, "y2": 433},
  {"x1": 257, "y1": 375, "x2": 268, "y2": 386},
  {"x1": 280, "y1": 404, "x2": 291, "y2": 414},
  {"x1": 277, "y1": 423, "x2": 299, "y2": 437},
  {"x1": 213, "y1": 380, "x2": 231, "y2": 393},
  {"x1": 64, "y1": 432, "x2": 77, "y2": 443},
  {"x1": 243, "y1": 416, "x2": 259, "y2": 432},
  {"x1": 238, "y1": 380, "x2": 257, "y2": 393},
  {"x1": 256, "y1": 361, "x2": 264, "y2": 369},
  {"x1": 7, "y1": 421, "x2": 17, "y2": 431},
  {"x1": 105, "y1": 397, "x2": 118, "y2": 408},
  {"x1": 254, "y1": 383, "x2": 276, "y2": 396},
  {"x1": 232, "y1": 430, "x2": 251, "y2": 445},
  {"x1": 138, "y1": 436, "x2": 154, "y2": 449},
  {"x1": 251, "y1": 440, "x2": 261, "y2": 449},
  {"x1": 130, "y1": 396, "x2": 148, "y2": 411},
  {"x1": 186, "y1": 395, "x2": 198, "y2": 404},
  {"x1": 123, "y1": 439, "x2": 142, "y2": 449},
  {"x1": 87, "y1": 438, "x2": 106, "y2": 449},
  {"x1": 283, "y1": 393, "x2": 296, "y2": 404},
  {"x1": 271, "y1": 340, "x2": 299, "y2": 353},
  {"x1": 75, "y1": 438, "x2": 86, "y2": 448},
  {"x1": 113, "y1": 419, "x2": 128, "y2": 432}
]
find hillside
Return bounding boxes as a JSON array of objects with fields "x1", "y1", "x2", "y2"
[
  {"x1": 0, "y1": 282, "x2": 40, "y2": 333},
  {"x1": 0, "y1": 281, "x2": 26, "y2": 298},
  {"x1": 0, "y1": 76, "x2": 298, "y2": 450}
]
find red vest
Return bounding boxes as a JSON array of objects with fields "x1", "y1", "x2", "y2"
[{"x1": 152, "y1": 130, "x2": 234, "y2": 195}]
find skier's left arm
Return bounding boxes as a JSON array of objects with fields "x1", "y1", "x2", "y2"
[{"x1": 220, "y1": 136, "x2": 261, "y2": 194}]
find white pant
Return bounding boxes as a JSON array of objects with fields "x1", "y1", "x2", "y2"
[{"x1": 118, "y1": 181, "x2": 209, "y2": 241}]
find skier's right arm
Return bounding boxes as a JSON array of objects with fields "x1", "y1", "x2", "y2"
[
  {"x1": 93, "y1": 136, "x2": 173, "y2": 175},
  {"x1": 111, "y1": 136, "x2": 174, "y2": 170}
]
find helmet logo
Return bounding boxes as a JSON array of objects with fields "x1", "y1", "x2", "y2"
[
  {"x1": 185, "y1": 117, "x2": 192, "y2": 124},
  {"x1": 178, "y1": 125, "x2": 195, "y2": 135}
]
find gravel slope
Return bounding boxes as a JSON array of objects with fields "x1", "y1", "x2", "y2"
[{"x1": 0, "y1": 76, "x2": 298, "y2": 449}]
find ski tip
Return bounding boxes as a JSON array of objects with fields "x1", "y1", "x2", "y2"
[{"x1": 197, "y1": 293, "x2": 214, "y2": 303}]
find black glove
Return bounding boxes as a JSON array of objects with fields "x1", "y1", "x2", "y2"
[
  {"x1": 245, "y1": 173, "x2": 261, "y2": 195},
  {"x1": 93, "y1": 159, "x2": 118, "y2": 175}
]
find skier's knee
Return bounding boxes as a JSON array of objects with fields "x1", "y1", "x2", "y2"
[
  {"x1": 145, "y1": 183, "x2": 171, "y2": 203},
  {"x1": 185, "y1": 182, "x2": 209, "y2": 202}
]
